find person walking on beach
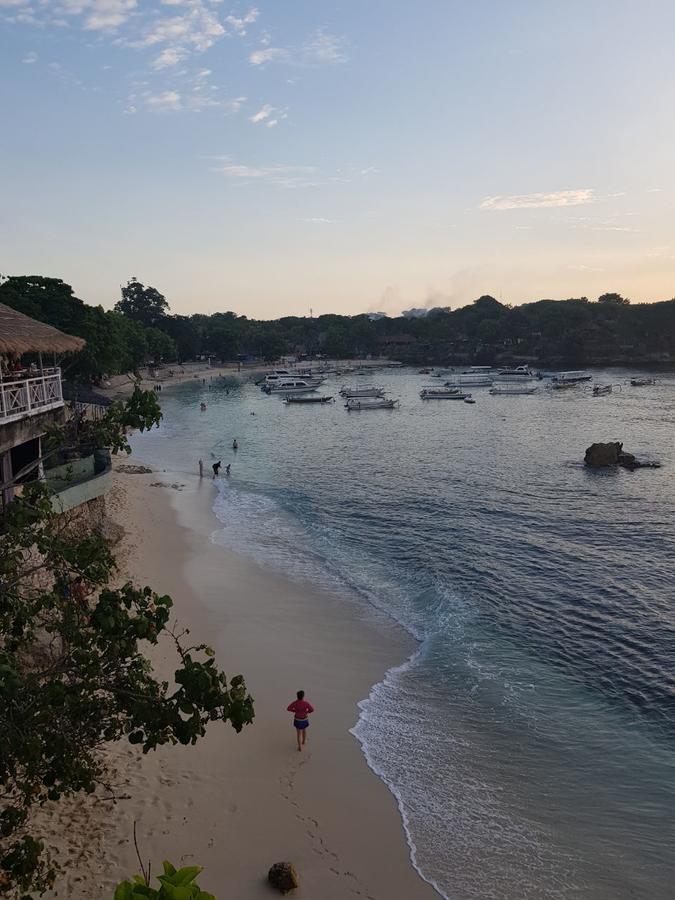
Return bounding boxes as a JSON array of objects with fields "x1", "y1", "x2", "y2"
[
  {"x1": 198, "y1": 459, "x2": 204, "y2": 478},
  {"x1": 212, "y1": 460, "x2": 222, "y2": 478},
  {"x1": 287, "y1": 690, "x2": 314, "y2": 752}
]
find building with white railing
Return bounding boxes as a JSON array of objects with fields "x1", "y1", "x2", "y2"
[
  {"x1": 0, "y1": 367, "x2": 64, "y2": 424},
  {"x1": 0, "y1": 302, "x2": 85, "y2": 509}
]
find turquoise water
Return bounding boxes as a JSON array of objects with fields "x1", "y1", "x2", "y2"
[{"x1": 130, "y1": 369, "x2": 675, "y2": 899}]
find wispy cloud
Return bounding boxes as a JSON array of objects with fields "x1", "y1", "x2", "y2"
[
  {"x1": 249, "y1": 29, "x2": 347, "y2": 67},
  {"x1": 304, "y1": 217, "x2": 334, "y2": 224},
  {"x1": 480, "y1": 189, "x2": 595, "y2": 211},
  {"x1": 211, "y1": 157, "x2": 376, "y2": 189},
  {"x1": 249, "y1": 103, "x2": 287, "y2": 127},
  {"x1": 225, "y1": 7, "x2": 259, "y2": 35},
  {"x1": 249, "y1": 103, "x2": 273, "y2": 123},
  {"x1": 144, "y1": 89, "x2": 182, "y2": 111},
  {"x1": 3, "y1": 1, "x2": 259, "y2": 62},
  {"x1": 213, "y1": 160, "x2": 320, "y2": 188},
  {"x1": 21, "y1": 50, "x2": 37, "y2": 63},
  {"x1": 133, "y1": 80, "x2": 242, "y2": 113},
  {"x1": 151, "y1": 46, "x2": 188, "y2": 70}
]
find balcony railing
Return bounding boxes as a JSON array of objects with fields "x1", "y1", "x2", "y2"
[{"x1": 0, "y1": 368, "x2": 64, "y2": 424}]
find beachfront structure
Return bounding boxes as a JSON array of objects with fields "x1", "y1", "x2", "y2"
[{"x1": 0, "y1": 303, "x2": 111, "y2": 513}]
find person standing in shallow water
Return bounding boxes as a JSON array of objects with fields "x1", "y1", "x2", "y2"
[{"x1": 287, "y1": 690, "x2": 314, "y2": 752}]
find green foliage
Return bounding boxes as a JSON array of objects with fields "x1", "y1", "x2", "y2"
[
  {"x1": 114, "y1": 862, "x2": 215, "y2": 900},
  {"x1": 45, "y1": 386, "x2": 162, "y2": 458},
  {"x1": 115, "y1": 278, "x2": 170, "y2": 328},
  {"x1": 0, "y1": 392, "x2": 253, "y2": 895}
]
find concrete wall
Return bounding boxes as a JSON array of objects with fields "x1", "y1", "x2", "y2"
[
  {"x1": 45, "y1": 456, "x2": 96, "y2": 492},
  {"x1": 50, "y1": 465, "x2": 112, "y2": 515}
]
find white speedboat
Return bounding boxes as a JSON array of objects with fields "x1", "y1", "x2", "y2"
[
  {"x1": 264, "y1": 372, "x2": 324, "y2": 387},
  {"x1": 496, "y1": 365, "x2": 533, "y2": 377},
  {"x1": 420, "y1": 388, "x2": 471, "y2": 400},
  {"x1": 630, "y1": 377, "x2": 656, "y2": 386},
  {"x1": 345, "y1": 397, "x2": 398, "y2": 410},
  {"x1": 489, "y1": 383, "x2": 538, "y2": 395},
  {"x1": 264, "y1": 379, "x2": 317, "y2": 394},
  {"x1": 494, "y1": 365, "x2": 534, "y2": 382},
  {"x1": 551, "y1": 370, "x2": 592, "y2": 384},
  {"x1": 339, "y1": 385, "x2": 385, "y2": 398}
]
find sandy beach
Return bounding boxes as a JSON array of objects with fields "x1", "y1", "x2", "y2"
[{"x1": 42, "y1": 463, "x2": 438, "y2": 899}]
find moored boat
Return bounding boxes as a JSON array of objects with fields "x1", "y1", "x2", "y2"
[
  {"x1": 592, "y1": 384, "x2": 613, "y2": 396},
  {"x1": 630, "y1": 377, "x2": 656, "y2": 386},
  {"x1": 339, "y1": 385, "x2": 385, "y2": 398},
  {"x1": 420, "y1": 388, "x2": 471, "y2": 400},
  {"x1": 263, "y1": 379, "x2": 317, "y2": 394},
  {"x1": 443, "y1": 373, "x2": 493, "y2": 386},
  {"x1": 284, "y1": 395, "x2": 334, "y2": 404},
  {"x1": 551, "y1": 370, "x2": 592, "y2": 384},
  {"x1": 345, "y1": 397, "x2": 399, "y2": 410},
  {"x1": 489, "y1": 383, "x2": 538, "y2": 395}
]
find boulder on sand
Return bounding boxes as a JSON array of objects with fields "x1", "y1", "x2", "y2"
[{"x1": 268, "y1": 862, "x2": 299, "y2": 894}]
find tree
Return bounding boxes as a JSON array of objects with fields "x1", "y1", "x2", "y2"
[
  {"x1": 598, "y1": 292, "x2": 630, "y2": 305},
  {"x1": 0, "y1": 391, "x2": 253, "y2": 896},
  {"x1": 115, "y1": 279, "x2": 170, "y2": 328},
  {"x1": 145, "y1": 327, "x2": 177, "y2": 363}
]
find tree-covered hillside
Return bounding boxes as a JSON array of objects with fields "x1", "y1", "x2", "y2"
[{"x1": 2, "y1": 275, "x2": 675, "y2": 381}]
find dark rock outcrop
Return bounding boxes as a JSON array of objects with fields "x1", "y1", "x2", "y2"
[
  {"x1": 268, "y1": 862, "x2": 299, "y2": 894},
  {"x1": 584, "y1": 442, "x2": 622, "y2": 467},
  {"x1": 584, "y1": 442, "x2": 661, "y2": 469}
]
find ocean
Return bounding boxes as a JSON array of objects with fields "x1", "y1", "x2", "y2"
[{"x1": 129, "y1": 368, "x2": 675, "y2": 899}]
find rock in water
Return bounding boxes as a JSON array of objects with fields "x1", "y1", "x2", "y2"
[
  {"x1": 584, "y1": 442, "x2": 622, "y2": 467},
  {"x1": 268, "y1": 862, "x2": 299, "y2": 894},
  {"x1": 584, "y1": 442, "x2": 661, "y2": 469}
]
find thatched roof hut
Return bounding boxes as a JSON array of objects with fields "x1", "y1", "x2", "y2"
[{"x1": 0, "y1": 302, "x2": 85, "y2": 356}]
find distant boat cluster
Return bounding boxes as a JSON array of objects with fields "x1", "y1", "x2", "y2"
[{"x1": 254, "y1": 364, "x2": 658, "y2": 411}]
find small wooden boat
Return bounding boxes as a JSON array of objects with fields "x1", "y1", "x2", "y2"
[
  {"x1": 420, "y1": 388, "x2": 471, "y2": 400},
  {"x1": 630, "y1": 377, "x2": 656, "y2": 386},
  {"x1": 285, "y1": 395, "x2": 334, "y2": 404},
  {"x1": 464, "y1": 397, "x2": 476, "y2": 404},
  {"x1": 345, "y1": 398, "x2": 399, "y2": 410},
  {"x1": 592, "y1": 384, "x2": 612, "y2": 396}
]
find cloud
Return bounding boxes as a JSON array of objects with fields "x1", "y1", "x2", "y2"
[
  {"x1": 84, "y1": 0, "x2": 137, "y2": 31},
  {"x1": 249, "y1": 103, "x2": 273, "y2": 123},
  {"x1": 212, "y1": 158, "x2": 376, "y2": 189},
  {"x1": 304, "y1": 217, "x2": 334, "y2": 224},
  {"x1": 249, "y1": 47, "x2": 287, "y2": 66},
  {"x1": 21, "y1": 50, "x2": 37, "y2": 63},
  {"x1": 213, "y1": 159, "x2": 320, "y2": 188},
  {"x1": 144, "y1": 89, "x2": 182, "y2": 111},
  {"x1": 151, "y1": 46, "x2": 188, "y2": 69},
  {"x1": 249, "y1": 29, "x2": 347, "y2": 67},
  {"x1": 249, "y1": 103, "x2": 287, "y2": 126},
  {"x1": 480, "y1": 189, "x2": 595, "y2": 210},
  {"x1": 225, "y1": 7, "x2": 258, "y2": 34}
]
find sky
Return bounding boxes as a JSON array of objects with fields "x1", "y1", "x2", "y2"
[{"x1": 1, "y1": 0, "x2": 675, "y2": 318}]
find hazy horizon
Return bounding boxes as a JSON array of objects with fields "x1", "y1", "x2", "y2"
[{"x1": 2, "y1": 1, "x2": 674, "y2": 317}]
